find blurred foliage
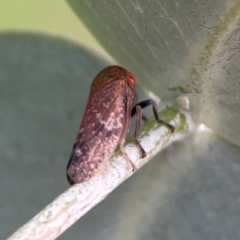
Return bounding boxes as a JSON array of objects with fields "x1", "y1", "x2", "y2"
[
  {"x1": 0, "y1": 0, "x2": 106, "y2": 53},
  {"x1": 67, "y1": 0, "x2": 240, "y2": 147}
]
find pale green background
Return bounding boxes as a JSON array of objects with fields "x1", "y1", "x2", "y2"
[{"x1": 0, "y1": 0, "x2": 105, "y2": 53}]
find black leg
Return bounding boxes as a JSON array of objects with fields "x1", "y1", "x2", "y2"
[
  {"x1": 132, "y1": 99, "x2": 175, "y2": 158},
  {"x1": 131, "y1": 99, "x2": 175, "y2": 132},
  {"x1": 141, "y1": 114, "x2": 148, "y2": 122}
]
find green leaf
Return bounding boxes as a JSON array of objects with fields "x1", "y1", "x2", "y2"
[
  {"x1": 67, "y1": 0, "x2": 240, "y2": 147},
  {"x1": 0, "y1": 32, "x2": 113, "y2": 238}
]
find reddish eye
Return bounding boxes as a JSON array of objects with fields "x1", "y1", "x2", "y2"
[{"x1": 127, "y1": 71, "x2": 136, "y2": 85}]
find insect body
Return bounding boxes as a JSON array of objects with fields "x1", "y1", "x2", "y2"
[{"x1": 66, "y1": 66, "x2": 174, "y2": 185}]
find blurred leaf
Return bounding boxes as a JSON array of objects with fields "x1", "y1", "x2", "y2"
[
  {"x1": 0, "y1": 32, "x2": 113, "y2": 239},
  {"x1": 0, "y1": 1, "x2": 105, "y2": 52},
  {"x1": 60, "y1": 130, "x2": 240, "y2": 240},
  {"x1": 67, "y1": 0, "x2": 240, "y2": 147}
]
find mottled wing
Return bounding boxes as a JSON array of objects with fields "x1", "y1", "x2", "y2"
[{"x1": 67, "y1": 79, "x2": 126, "y2": 184}]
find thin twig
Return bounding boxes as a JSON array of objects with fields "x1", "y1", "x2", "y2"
[{"x1": 7, "y1": 106, "x2": 193, "y2": 240}]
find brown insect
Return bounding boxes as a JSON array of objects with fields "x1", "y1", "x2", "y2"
[{"x1": 66, "y1": 66, "x2": 174, "y2": 185}]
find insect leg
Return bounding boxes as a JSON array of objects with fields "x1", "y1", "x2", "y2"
[
  {"x1": 131, "y1": 99, "x2": 175, "y2": 132},
  {"x1": 141, "y1": 114, "x2": 148, "y2": 122},
  {"x1": 120, "y1": 143, "x2": 137, "y2": 172},
  {"x1": 134, "y1": 105, "x2": 147, "y2": 158}
]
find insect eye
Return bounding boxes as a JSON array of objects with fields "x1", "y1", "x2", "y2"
[{"x1": 127, "y1": 71, "x2": 136, "y2": 85}]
